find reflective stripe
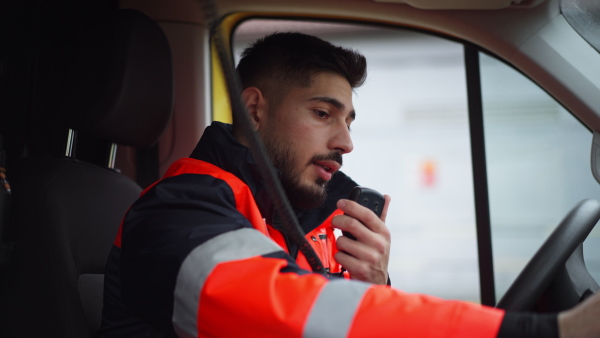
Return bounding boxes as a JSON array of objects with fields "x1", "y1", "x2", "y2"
[
  {"x1": 172, "y1": 228, "x2": 283, "y2": 338},
  {"x1": 303, "y1": 279, "x2": 371, "y2": 338}
]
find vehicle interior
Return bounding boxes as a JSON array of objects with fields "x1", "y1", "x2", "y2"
[{"x1": 1, "y1": 0, "x2": 600, "y2": 336}]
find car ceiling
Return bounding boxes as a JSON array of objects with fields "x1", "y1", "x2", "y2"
[{"x1": 123, "y1": 0, "x2": 600, "y2": 125}]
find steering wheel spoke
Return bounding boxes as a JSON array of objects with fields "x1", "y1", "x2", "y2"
[{"x1": 496, "y1": 199, "x2": 600, "y2": 311}]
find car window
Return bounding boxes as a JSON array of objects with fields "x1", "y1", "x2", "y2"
[
  {"x1": 234, "y1": 20, "x2": 480, "y2": 302},
  {"x1": 479, "y1": 51, "x2": 600, "y2": 300}
]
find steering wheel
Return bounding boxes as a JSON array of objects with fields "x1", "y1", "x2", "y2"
[{"x1": 496, "y1": 199, "x2": 600, "y2": 311}]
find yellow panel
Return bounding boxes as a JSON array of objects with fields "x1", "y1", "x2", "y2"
[
  {"x1": 211, "y1": 13, "x2": 253, "y2": 123},
  {"x1": 211, "y1": 47, "x2": 232, "y2": 123}
]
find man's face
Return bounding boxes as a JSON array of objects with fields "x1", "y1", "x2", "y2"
[{"x1": 259, "y1": 72, "x2": 355, "y2": 209}]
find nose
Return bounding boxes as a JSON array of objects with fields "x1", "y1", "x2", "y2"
[{"x1": 330, "y1": 121, "x2": 354, "y2": 154}]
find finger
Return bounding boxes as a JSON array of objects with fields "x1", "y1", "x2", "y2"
[
  {"x1": 336, "y1": 233, "x2": 364, "y2": 254},
  {"x1": 380, "y1": 195, "x2": 391, "y2": 222},
  {"x1": 337, "y1": 230, "x2": 384, "y2": 264},
  {"x1": 334, "y1": 250, "x2": 383, "y2": 283},
  {"x1": 332, "y1": 214, "x2": 370, "y2": 241},
  {"x1": 333, "y1": 202, "x2": 390, "y2": 248},
  {"x1": 334, "y1": 249, "x2": 360, "y2": 271},
  {"x1": 336, "y1": 199, "x2": 380, "y2": 231}
]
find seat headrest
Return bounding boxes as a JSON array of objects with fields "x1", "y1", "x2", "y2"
[{"x1": 59, "y1": 9, "x2": 173, "y2": 148}]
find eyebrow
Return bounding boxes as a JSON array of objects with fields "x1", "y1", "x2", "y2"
[{"x1": 308, "y1": 96, "x2": 356, "y2": 121}]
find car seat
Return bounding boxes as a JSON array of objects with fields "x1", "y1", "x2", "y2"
[{"x1": 0, "y1": 9, "x2": 172, "y2": 338}]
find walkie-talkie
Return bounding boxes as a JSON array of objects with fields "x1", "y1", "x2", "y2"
[{"x1": 342, "y1": 186, "x2": 384, "y2": 241}]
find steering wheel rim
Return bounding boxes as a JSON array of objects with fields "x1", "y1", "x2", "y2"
[{"x1": 496, "y1": 199, "x2": 600, "y2": 311}]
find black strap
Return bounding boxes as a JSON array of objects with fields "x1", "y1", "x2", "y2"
[{"x1": 200, "y1": 0, "x2": 325, "y2": 274}]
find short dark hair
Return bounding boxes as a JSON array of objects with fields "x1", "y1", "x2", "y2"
[{"x1": 236, "y1": 32, "x2": 367, "y2": 108}]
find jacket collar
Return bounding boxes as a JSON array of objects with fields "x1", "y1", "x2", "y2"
[{"x1": 190, "y1": 121, "x2": 357, "y2": 233}]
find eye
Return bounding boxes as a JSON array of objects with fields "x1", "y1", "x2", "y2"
[
  {"x1": 314, "y1": 110, "x2": 330, "y2": 119},
  {"x1": 346, "y1": 119, "x2": 353, "y2": 131}
]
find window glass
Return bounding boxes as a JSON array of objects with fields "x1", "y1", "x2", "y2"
[
  {"x1": 479, "y1": 52, "x2": 600, "y2": 300},
  {"x1": 234, "y1": 20, "x2": 480, "y2": 301}
]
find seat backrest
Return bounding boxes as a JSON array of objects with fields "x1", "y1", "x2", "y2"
[{"x1": 0, "y1": 9, "x2": 172, "y2": 338}]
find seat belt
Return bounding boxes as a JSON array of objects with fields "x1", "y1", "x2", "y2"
[{"x1": 200, "y1": 0, "x2": 325, "y2": 274}]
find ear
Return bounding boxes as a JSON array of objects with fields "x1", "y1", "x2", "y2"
[{"x1": 241, "y1": 87, "x2": 267, "y2": 131}]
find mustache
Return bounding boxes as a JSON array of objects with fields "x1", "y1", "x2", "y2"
[{"x1": 311, "y1": 152, "x2": 343, "y2": 168}]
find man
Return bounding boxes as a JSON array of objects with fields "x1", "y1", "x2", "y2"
[{"x1": 100, "y1": 32, "x2": 600, "y2": 337}]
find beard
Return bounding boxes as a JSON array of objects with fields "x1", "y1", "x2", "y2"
[{"x1": 262, "y1": 132, "x2": 342, "y2": 210}]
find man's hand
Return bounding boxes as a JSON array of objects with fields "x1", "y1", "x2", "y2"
[
  {"x1": 558, "y1": 291, "x2": 600, "y2": 337},
  {"x1": 332, "y1": 195, "x2": 392, "y2": 285}
]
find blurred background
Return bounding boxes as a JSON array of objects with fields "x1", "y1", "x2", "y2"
[{"x1": 233, "y1": 19, "x2": 600, "y2": 302}]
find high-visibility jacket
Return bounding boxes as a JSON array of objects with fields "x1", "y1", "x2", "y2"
[{"x1": 100, "y1": 122, "x2": 506, "y2": 337}]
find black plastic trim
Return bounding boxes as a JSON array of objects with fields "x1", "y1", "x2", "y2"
[{"x1": 464, "y1": 44, "x2": 496, "y2": 307}]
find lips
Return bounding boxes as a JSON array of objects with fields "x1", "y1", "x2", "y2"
[{"x1": 312, "y1": 160, "x2": 341, "y2": 181}]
